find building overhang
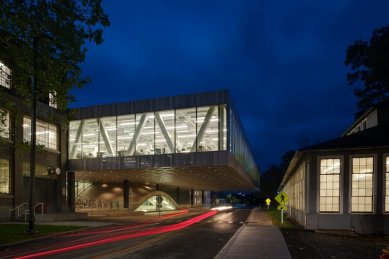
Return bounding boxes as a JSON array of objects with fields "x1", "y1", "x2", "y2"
[{"x1": 68, "y1": 151, "x2": 259, "y2": 191}]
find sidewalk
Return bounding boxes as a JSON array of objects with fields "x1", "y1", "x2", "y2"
[{"x1": 215, "y1": 208, "x2": 291, "y2": 259}]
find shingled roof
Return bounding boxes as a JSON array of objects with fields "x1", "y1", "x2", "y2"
[{"x1": 302, "y1": 125, "x2": 389, "y2": 151}]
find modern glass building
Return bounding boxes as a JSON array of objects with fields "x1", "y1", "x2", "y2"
[
  {"x1": 67, "y1": 90, "x2": 259, "y2": 212},
  {"x1": 2, "y1": 64, "x2": 259, "y2": 219}
]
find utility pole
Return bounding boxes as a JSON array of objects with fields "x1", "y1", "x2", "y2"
[{"x1": 27, "y1": 36, "x2": 38, "y2": 233}]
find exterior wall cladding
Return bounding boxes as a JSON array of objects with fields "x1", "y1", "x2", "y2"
[
  {"x1": 68, "y1": 90, "x2": 259, "y2": 187},
  {"x1": 283, "y1": 152, "x2": 389, "y2": 235}
]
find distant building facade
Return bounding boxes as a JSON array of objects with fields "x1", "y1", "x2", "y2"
[
  {"x1": 279, "y1": 100, "x2": 389, "y2": 234},
  {"x1": 67, "y1": 90, "x2": 259, "y2": 212},
  {"x1": 0, "y1": 60, "x2": 68, "y2": 219}
]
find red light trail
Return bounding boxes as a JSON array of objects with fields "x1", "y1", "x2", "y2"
[{"x1": 15, "y1": 210, "x2": 217, "y2": 259}]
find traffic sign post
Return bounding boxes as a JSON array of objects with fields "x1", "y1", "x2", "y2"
[
  {"x1": 156, "y1": 195, "x2": 163, "y2": 216},
  {"x1": 265, "y1": 198, "x2": 271, "y2": 210},
  {"x1": 274, "y1": 192, "x2": 289, "y2": 224}
]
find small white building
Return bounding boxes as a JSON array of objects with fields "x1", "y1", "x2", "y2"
[{"x1": 279, "y1": 99, "x2": 389, "y2": 234}]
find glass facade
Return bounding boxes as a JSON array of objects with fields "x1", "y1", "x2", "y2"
[
  {"x1": 351, "y1": 157, "x2": 374, "y2": 213},
  {"x1": 319, "y1": 158, "x2": 341, "y2": 212},
  {"x1": 0, "y1": 61, "x2": 11, "y2": 89},
  {"x1": 69, "y1": 105, "x2": 227, "y2": 159},
  {"x1": 135, "y1": 195, "x2": 176, "y2": 212},
  {"x1": 229, "y1": 105, "x2": 259, "y2": 185},
  {"x1": 0, "y1": 110, "x2": 9, "y2": 138},
  {"x1": 23, "y1": 117, "x2": 58, "y2": 150},
  {"x1": 0, "y1": 159, "x2": 10, "y2": 193}
]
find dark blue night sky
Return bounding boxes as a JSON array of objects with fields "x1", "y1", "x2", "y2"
[{"x1": 70, "y1": 0, "x2": 389, "y2": 172}]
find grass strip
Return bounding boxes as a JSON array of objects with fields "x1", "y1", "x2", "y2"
[
  {"x1": 0, "y1": 224, "x2": 86, "y2": 245},
  {"x1": 264, "y1": 208, "x2": 302, "y2": 229}
]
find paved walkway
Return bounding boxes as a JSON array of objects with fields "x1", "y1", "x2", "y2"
[{"x1": 215, "y1": 208, "x2": 291, "y2": 259}]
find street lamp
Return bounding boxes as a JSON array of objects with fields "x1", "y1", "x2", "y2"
[
  {"x1": 28, "y1": 34, "x2": 55, "y2": 233},
  {"x1": 27, "y1": 36, "x2": 38, "y2": 233}
]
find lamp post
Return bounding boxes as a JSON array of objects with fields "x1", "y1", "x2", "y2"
[{"x1": 27, "y1": 36, "x2": 38, "y2": 233}]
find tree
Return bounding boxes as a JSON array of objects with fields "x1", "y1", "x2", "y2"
[
  {"x1": 0, "y1": 0, "x2": 110, "y2": 110},
  {"x1": 259, "y1": 150, "x2": 295, "y2": 204},
  {"x1": 345, "y1": 25, "x2": 389, "y2": 117}
]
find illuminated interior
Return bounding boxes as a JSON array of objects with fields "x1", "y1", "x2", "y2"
[
  {"x1": 69, "y1": 105, "x2": 227, "y2": 159},
  {"x1": 0, "y1": 159, "x2": 10, "y2": 193},
  {"x1": 319, "y1": 158, "x2": 341, "y2": 212},
  {"x1": 0, "y1": 61, "x2": 11, "y2": 89},
  {"x1": 351, "y1": 157, "x2": 374, "y2": 213},
  {"x1": 135, "y1": 195, "x2": 176, "y2": 212}
]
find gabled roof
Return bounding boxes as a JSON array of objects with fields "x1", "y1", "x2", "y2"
[{"x1": 342, "y1": 98, "x2": 389, "y2": 136}]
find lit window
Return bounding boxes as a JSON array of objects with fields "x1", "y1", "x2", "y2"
[
  {"x1": 351, "y1": 157, "x2": 374, "y2": 213},
  {"x1": 99, "y1": 117, "x2": 116, "y2": 157},
  {"x1": 197, "y1": 106, "x2": 219, "y2": 152},
  {"x1": 319, "y1": 158, "x2": 341, "y2": 212},
  {"x1": 0, "y1": 110, "x2": 9, "y2": 138},
  {"x1": 49, "y1": 91, "x2": 57, "y2": 108},
  {"x1": 0, "y1": 61, "x2": 11, "y2": 89},
  {"x1": 0, "y1": 159, "x2": 10, "y2": 193},
  {"x1": 23, "y1": 117, "x2": 58, "y2": 150},
  {"x1": 117, "y1": 115, "x2": 135, "y2": 156},
  {"x1": 176, "y1": 108, "x2": 196, "y2": 153},
  {"x1": 23, "y1": 162, "x2": 50, "y2": 176},
  {"x1": 385, "y1": 157, "x2": 389, "y2": 213}
]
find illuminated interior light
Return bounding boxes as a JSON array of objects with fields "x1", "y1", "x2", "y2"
[
  {"x1": 101, "y1": 184, "x2": 108, "y2": 187},
  {"x1": 119, "y1": 122, "x2": 135, "y2": 126},
  {"x1": 178, "y1": 134, "x2": 196, "y2": 138},
  {"x1": 166, "y1": 125, "x2": 187, "y2": 130},
  {"x1": 140, "y1": 131, "x2": 154, "y2": 135},
  {"x1": 117, "y1": 136, "x2": 133, "y2": 140},
  {"x1": 176, "y1": 130, "x2": 190, "y2": 133},
  {"x1": 160, "y1": 113, "x2": 174, "y2": 117}
]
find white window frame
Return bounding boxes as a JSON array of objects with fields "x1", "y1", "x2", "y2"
[
  {"x1": 317, "y1": 156, "x2": 343, "y2": 214},
  {"x1": 349, "y1": 155, "x2": 376, "y2": 214}
]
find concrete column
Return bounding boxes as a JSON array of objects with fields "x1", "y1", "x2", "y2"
[
  {"x1": 190, "y1": 189, "x2": 194, "y2": 206},
  {"x1": 176, "y1": 187, "x2": 180, "y2": 205},
  {"x1": 123, "y1": 180, "x2": 130, "y2": 209},
  {"x1": 67, "y1": 171, "x2": 75, "y2": 212}
]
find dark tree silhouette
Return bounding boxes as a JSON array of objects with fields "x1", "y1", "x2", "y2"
[
  {"x1": 259, "y1": 150, "x2": 295, "y2": 204},
  {"x1": 345, "y1": 25, "x2": 389, "y2": 117},
  {"x1": 0, "y1": 0, "x2": 110, "y2": 109}
]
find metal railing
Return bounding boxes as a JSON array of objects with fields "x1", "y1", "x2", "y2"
[
  {"x1": 8, "y1": 202, "x2": 28, "y2": 221},
  {"x1": 24, "y1": 203, "x2": 45, "y2": 222}
]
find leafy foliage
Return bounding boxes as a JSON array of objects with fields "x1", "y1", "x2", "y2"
[
  {"x1": 0, "y1": 0, "x2": 110, "y2": 109},
  {"x1": 259, "y1": 150, "x2": 294, "y2": 203},
  {"x1": 345, "y1": 25, "x2": 389, "y2": 116}
]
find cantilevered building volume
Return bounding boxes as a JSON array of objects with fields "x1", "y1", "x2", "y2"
[{"x1": 67, "y1": 90, "x2": 259, "y2": 212}]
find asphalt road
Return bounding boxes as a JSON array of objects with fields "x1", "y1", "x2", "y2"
[{"x1": 0, "y1": 209, "x2": 251, "y2": 259}]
